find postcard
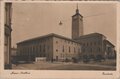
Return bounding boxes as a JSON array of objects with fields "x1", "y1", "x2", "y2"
[{"x1": 0, "y1": 0, "x2": 120, "y2": 79}]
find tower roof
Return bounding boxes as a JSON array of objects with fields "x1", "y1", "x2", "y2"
[
  {"x1": 72, "y1": 4, "x2": 83, "y2": 18},
  {"x1": 76, "y1": 3, "x2": 79, "y2": 14}
]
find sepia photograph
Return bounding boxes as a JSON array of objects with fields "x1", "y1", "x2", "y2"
[{"x1": 3, "y1": 1, "x2": 117, "y2": 71}]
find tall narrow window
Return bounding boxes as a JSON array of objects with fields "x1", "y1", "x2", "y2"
[
  {"x1": 83, "y1": 43, "x2": 85, "y2": 46},
  {"x1": 47, "y1": 46, "x2": 49, "y2": 51},
  {"x1": 61, "y1": 53, "x2": 62, "y2": 57},
  {"x1": 78, "y1": 48, "x2": 80, "y2": 53},
  {"x1": 39, "y1": 45, "x2": 41, "y2": 52},
  {"x1": 33, "y1": 47, "x2": 34, "y2": 53},
  {"x1": 62, "y1": 46, "x2": 64, "y2": 52},
  {"x1": 43, "y1": 45, "x2": 45, "y2": 52},
  {"x1": 91, "y1": 48, "x2": 92, "y2": 52},
  {"x1": 98, "y1": 47, "x2": 100, "y2": 52},
  {"x1": 94, "y1": 42, "x2": 96, "y2": 45},
  {"x1": 83, "y1": 48, "x2": 85, "y2": 52},
  {"x1": 35, "y1": 46, "x2": 37, "y2": 53},
  {"x1": 74, "y1": 47, "x2": 76, "y2": 53},
  {"x1": 91, "y1": 42, "x2": 92, "y2": 46},
  {"x1": 87, "y1": 43, "x2": 88, "y2": 46},
  {"x1": 69, "y1": 46, "x2": 70, "y2": 53},
  {"x1": 99, "y1": 41, "x2": 101, "y2": 45},
  {"x1": 56, "y1": 49, "x2": 58, "y2": 52}
]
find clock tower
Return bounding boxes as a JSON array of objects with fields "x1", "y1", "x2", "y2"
[{"x1": 72, "y1": 5, "x2": 83, "y2": 39}]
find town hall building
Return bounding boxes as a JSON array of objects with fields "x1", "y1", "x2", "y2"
[
  {"x1": 17, "y1": 33, "x2": 81, "y2": 62},
  {"x1": 16, "y1": 6, "x2": 116, "y2": 62},
  {"x1": 71, "y1": 6, "x2": 116, "y2": 60}
]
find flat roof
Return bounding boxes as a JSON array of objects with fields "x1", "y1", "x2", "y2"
[
  {"x1": 17, "y1": 33, "x2": 80, "y2": 44},
  {"x1": 74, "y1": 32, "x2": 106, "y2": 40}
]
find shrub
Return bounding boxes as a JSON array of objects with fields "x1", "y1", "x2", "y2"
[
  {"x1": 95, "y1": 55, "x2": 103, "y2": 62},
  {"x1": 65, "y1": 58, "x2": 70, "y2": 62},
  {"x1": 83, "y1": 55, "x2": 90, "y2": 63},
  {"x1": 72, "y1": 57, "x2": 78, "y2": 63}
]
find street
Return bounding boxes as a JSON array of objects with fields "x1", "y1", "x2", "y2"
[{"x1": 12, "y1": 60, "x2": 116, "y2": 70}]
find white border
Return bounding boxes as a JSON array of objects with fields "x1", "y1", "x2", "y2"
[
  {"x1": 116, "y1": 2, "x2": 120, "y2": 78},
  {"x1": 0, "y1": 1, "x2": 119, "y2": 79}
]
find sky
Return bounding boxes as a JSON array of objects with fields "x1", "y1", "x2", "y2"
[{"x1": 11, "y1": 2, "x2": 117, "y2": 47}]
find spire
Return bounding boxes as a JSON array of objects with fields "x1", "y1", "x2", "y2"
[
  {"x1": 77, "y1": 3, "x2": 78, "y2": 9},
  {"x1": 76, "y1": 3, "x2": 79, "y2": 14}
]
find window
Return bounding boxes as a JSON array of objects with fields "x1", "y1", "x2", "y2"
[
  {"x1": 74, "y1": 47, "x2": 76, "y2": 53},
  {"x1": 63, "y1": 54, "x2": 64, "y2": 58},
  {"x1": 90, "y1": 42, "x2": 92, "y2": 46},
  {"x1": 94, "y1": 42, "x2": 96, "y2": 45},
  {"x1": 5, "y1": 36, "x2": 8, "y2": 45},
  {"x1": 56, "y1": 49, "x2": 58, "y2": 52},
  {"x1": 98, "y1": 47, "x2": 100, "y2": 52},
  {"x1": 62, "y1": 46, "x2": 64, "y2": 52},
  {"x1": 36, "y1": 46, "x2": 38, "y2": 53},
  {"x1": 69, "y1": 46, "x2": 70, "y2": 53},
  {"x1": 47, "y1": 46, "x2": 49, "y2": 50},
  {"x1": 33, "y1": 47, "x2": 35, "y2": 53},
  {"x1": 61, "y1": 53, "x2": 62, "y2": 57},
  {"x1": 43, "y1": 45, "x2": 45, "y2": 52},
  {"x1": 83, "y1": 43, "x2": 85, "y2": 46},
  {"x1": 90, "y1": 48, "x2": 92, "y2": 52},
  {"x1": 83, "y1": 48, "x2": 85, "y2": 52},
  {"x1": 44, "y1": 39, "x2": 46, "y2": 42},
  {"x1": 78, "y1": 48, "x2": 79, "y2": 53},
  {"x1": 39, "y1": 45, "x2": 41, "y2": 52},
  {"x1": 87, "y1": 43, "x2": 88, "y2": 46}
]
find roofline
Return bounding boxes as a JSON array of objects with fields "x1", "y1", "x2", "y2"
[
  {"x1": 74, "y1": 32, "x2": 106, "y2": 40},
  {"x1": 105, "y1": 40, "x2": 115, "y2": 47},
  {"x1": 17, "y1": 33, "x2": 80, "y2": 45},
  {"x1": 72, "y1": 13, "x2": 83, "y2": 18}
]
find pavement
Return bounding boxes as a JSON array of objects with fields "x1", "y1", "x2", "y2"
[{"x1": 12, "y1": 61, "x2": 116, "y2": 70}]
